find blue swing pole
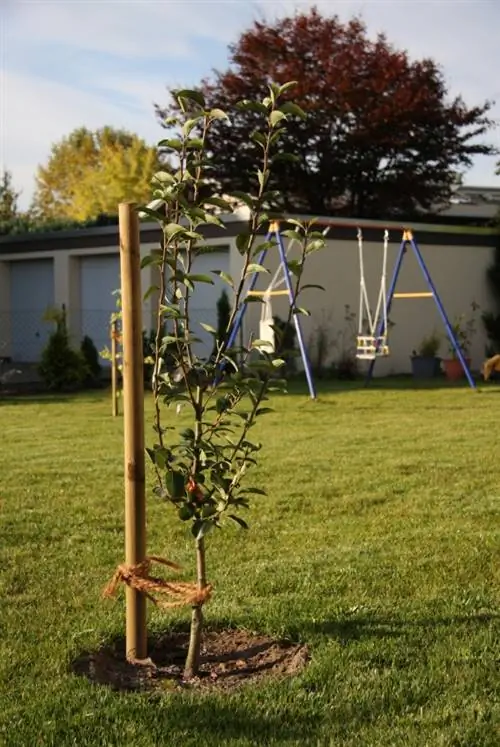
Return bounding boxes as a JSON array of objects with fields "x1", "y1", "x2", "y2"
[
  {"x1": 365, "y1": 236, "x2": 407, "y2": 386},
  {"x1": 408, "y1": 232, "x2": 476, "y2": 391},
  {"x1": 275, "y1": 228, "x2": 317, "y2": 400}
]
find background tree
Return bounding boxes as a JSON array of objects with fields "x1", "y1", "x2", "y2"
[
  {"x1": 0, "y1": 170, "x2": 20, "y2": 222},
  {"x1": 156, "y1": 8, "x2": 496, "y2": 218},
  {"x1": 32, "y1": 127, "x2": 161, "y2": 222}
]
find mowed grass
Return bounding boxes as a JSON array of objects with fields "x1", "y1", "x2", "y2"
[{"x1": 0, "y1": 381, "x2": 499, "y2": 747}]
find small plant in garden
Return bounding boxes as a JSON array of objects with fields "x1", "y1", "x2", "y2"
[
  {"x1": 80, "y1": 335, "x2": 101, "y2": 385},
  {"x1": 137, "y1": 83, "x2": 325, "y2": 680},
  {"x1": 39, "y1": 306, "x2": 87, "y2": 391},
  {"x1": 413, "y1": 330, "x2": 441, "y2": 358},
  {"x1": 447, "y1": 302, "x2": 479, "y2": 358}
]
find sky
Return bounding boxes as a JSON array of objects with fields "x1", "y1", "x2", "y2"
[{"x1": 1, "y1": 0, "x2": 500, "y2": 210}]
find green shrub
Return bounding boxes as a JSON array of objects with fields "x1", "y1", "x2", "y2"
[
  {"x1": 80, "y1": 335, "x2": 101, "y2": 385},
  {"x1": 38, "y1": 307, "x2": 87, "y2": 391}
]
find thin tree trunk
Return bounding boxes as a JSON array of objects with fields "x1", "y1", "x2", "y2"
[{"x1": 183, "y1": 536, "x2": 207, "y2": 679}]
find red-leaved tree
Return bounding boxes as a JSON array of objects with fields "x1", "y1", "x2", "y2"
[{"x1": 156, "y1": 8, "x2": 496, "y2": 218}]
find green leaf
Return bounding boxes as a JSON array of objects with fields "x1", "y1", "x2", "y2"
[
  {"x1": 269, "y1": 110, "x2": 287, "y2": 128},
  {"x1": 229, "y1": 514, "x2": 249, "y2": 530},
  {"x1": 272, "y1": 358, "x2": 286, "y2": 367},
  {"x1": 293, "y1": 307, "x2": 311, "y2": 316},
  {"x1": 182, "y1": 117, "x2": 202, "y2": 136},
  {"x1": 252, "y1": 339, "x2": 274, "y2": 349},
  {"x1": 272, "y1": 152, "x2": 300, "y2": 165},
  {"x1": 164, "y1": 222, "x2": 187, "y2": 239},
  {"x1": 230, "y1": 191, "x2": 255, "y2": 209},
  {"x1": 243, "y1": 487, "x2": 267, "y2": 496},
  {"x1": 203, "y1": 196, "x2": 234, "y2": 211},
  {"x1": 257, "y1": 169, "x2": 269, "y2": 190},
  {"x1": 211, "y1": 270, "x2": 234, "y2": 288},
  {"x1": 306, "y1": 239, "x2": 325, "y2": 254},
  {"x1": 137, "y1": 206, "x2": 166, "y2": 222},
  {"x1": 279, "y1": 101, "x2": 306, "y2": 119},
  {"x1": 286, "y1": 259, "x2": 302, "y2": 277},
  {"x1": 246, "y1": 263, "x2": 269, "y2": 275},
  {"x1": 209, "y1": 108, "x2": 229, "y2": 121},
  {"x1": 179, "y1": 504, "x2": 194, "y2": 521},
  {"x1": 200, "y1": 322, "x2": 217, "y2": 335},
  {"x1": 140, "y1": 253, "x2": 163, "y2": 269},
  {"x1": 152, "y1": 170, "x2": 175, "y2": 183},
  {"x1": 236, "y1": 233, "x2": 251, "y2": 255},
  {"x1": 250, "y1": 131, "x2": 267, "y2": 148},
  {"x1": 175, "y1": 89, "x2": 205, "y2": 107},
  {"x1": 166, "y1": 470, "x2": 185, "y2": 498},
  {"x1": 216, "y1": 396, "x2": 229, "y2": 413},
  {"x1": 180, "y1": 428, "x2": 195, "y2": 440},
  {"x1": 201, "y1": 503, "x2": 217, "y2": 518},
  {"x1": 278, "y1": 81, "x2": 298, "y2": 94},
  {"x1": 186, "y1": 274, "x2": 214, "y2": 285},
  {"x1": 186, "y1": 137, "x2": 204, "y2": 150},
  {"x1": 236, "y1": 100, "x2": 268, "y2": 115},
  {"x1": 157, "y1": 138, "x2": 183, "y2": 152}
]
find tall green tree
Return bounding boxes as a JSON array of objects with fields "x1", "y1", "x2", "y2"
[
  {"x1": 156, "y1": 8, "x2": 496, "y2": 218},
  {"x1": 0, "y1": 170, "x2": 20, "y2": 222},
  {"x1": 32, "y1": 127, "x2": 162, "y2": 222}
]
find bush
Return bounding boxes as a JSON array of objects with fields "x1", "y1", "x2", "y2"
[
  {"x1": 38, "y1": 308, "x2": 87, "y2": 391},
  {"x1": 80, "y1": 335, "x2": 101, "y2": 385}
]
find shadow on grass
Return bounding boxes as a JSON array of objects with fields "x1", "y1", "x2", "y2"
[
  {"x1": 293, "y1": 611, "x2": 500, "y2": 643},
  {"x1": 154, "y1": 698, "x2": 319, "y2": 744}
]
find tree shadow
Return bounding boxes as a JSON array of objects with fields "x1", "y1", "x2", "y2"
[
  {"x1": 0, "y1": 394, "x2": 76, "y2": 405},
  {"x1": 293, "y1": 610, "x2": 499, "y2": 643}
]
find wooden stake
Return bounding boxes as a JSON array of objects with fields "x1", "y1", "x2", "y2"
[
  {"x1": 111, "y1": 318, "x2": 119, "y2": 417},
  {"x1": 119, "y1": 202, "x2": 147, "y2": 662}
]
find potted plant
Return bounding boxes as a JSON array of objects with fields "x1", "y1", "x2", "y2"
[
  {"x1": 410, "y1": 330, "x2": 442, "y2": 379},
  {"x1": 442, "y1": 302, "x2": 479, "y2": 381}
]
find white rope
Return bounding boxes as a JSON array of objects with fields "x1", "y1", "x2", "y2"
[
  {"x1": 371, "y1": 229, "x2": 389, "y2": 337},
  {"x1": 357, "y1": 229, "x2": 374, "y2": 335},
  {"x1": 356, "y1": 229, "x2": 390, "y2": 359}
]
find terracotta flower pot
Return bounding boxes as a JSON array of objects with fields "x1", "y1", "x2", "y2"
[{"x1": 443, "y1": 357, "x2": 471, "y2": 381}]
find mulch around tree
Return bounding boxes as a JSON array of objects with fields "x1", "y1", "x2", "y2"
[{"x1": 72, "y1": 629, "x2": 309, "y2": 693}]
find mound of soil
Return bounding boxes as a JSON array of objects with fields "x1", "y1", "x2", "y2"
[{"x1": 72, "y1": 629, "x2": 309, "y2": 693}]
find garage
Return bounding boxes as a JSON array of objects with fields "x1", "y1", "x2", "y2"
[
  {"x1": 80, "y1": 254, "x2": 121, "y2": 361},
  {"x1": 10, "y1": 258, "x2": 54, "y2": 362}
]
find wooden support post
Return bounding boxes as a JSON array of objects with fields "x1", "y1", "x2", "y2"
[
  {"x1": 119, "y1": 202, "x2": 147, "y2": 662},
  {"x1": 111, "y1": 318, "x2": 119, "y2": 417}
]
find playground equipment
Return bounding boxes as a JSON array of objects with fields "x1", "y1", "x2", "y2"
[
  {"x1": 225, "y1": 221, "x2": 318, "y2": 400},
  {"x1": 356, "y1": 228, "x2": 390, "y2": 360},
  {"x1": 357, "y1": 228, "x2": 476, "y2": 390}
]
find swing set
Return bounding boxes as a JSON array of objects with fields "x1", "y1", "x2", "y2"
[
  {"x1": 356, "y1": 228, "x2": 476, "y2": 390},
  {"x1": 225, "y1": 221, "x2": 477, "y2": 398}
]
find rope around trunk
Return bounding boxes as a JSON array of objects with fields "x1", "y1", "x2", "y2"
[{"x1": 103, "y1": 555, "x2": 212, "y2": 609}]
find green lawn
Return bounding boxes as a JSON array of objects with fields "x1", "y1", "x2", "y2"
[{"x1": 1, "y1": 382, "x2": 499, "y2": 746}]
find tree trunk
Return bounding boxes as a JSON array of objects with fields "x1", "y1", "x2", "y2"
[{"x1": 183, "y1": 536, "x2": 207, "y2": 680}]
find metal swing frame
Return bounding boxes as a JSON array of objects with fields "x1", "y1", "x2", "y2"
[
  {"x1": 364, "y1": 229, "x2": 476, "y2": 390},
  {"x1": 224, "y1": 221, "x2": 317, "y2": 400}
]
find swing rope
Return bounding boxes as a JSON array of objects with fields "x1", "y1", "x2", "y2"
[{"x1": 356, "y1": 229, "x2": 390, "y2": 360}]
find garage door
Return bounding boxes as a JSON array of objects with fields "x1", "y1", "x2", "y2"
[
  {"x1": 10, "y1": 259, "x2": 54, "y2": 362},
  {"x1": 80, "y1": 254, "x2": 121, "y2": 362},
  {"x1": 187, "y1": 247, "x2": 230, "y2": 358}
]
